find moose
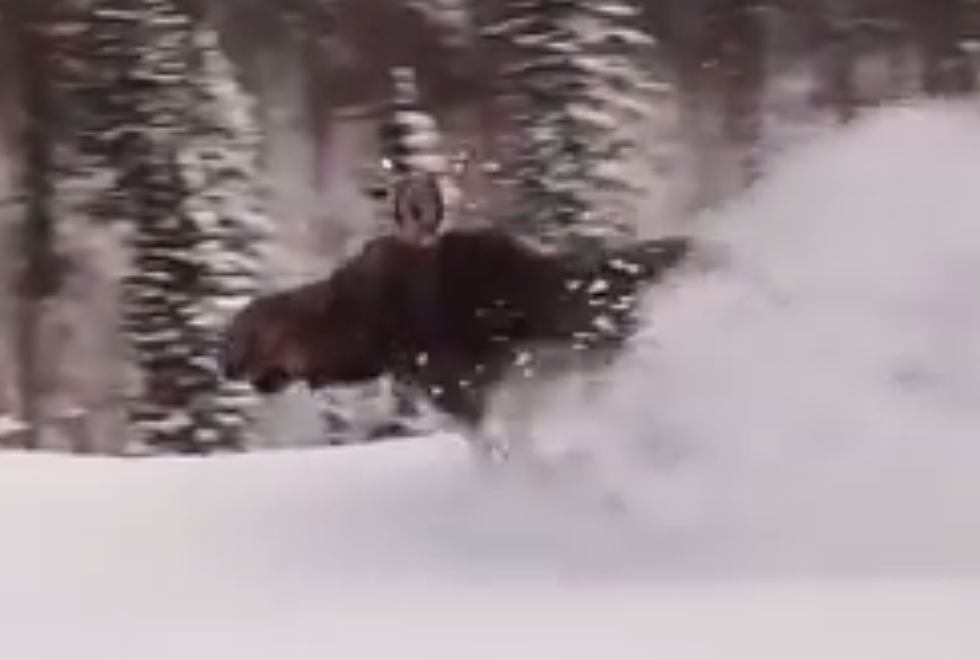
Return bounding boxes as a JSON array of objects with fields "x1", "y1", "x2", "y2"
[{"x1": 220, "y1": 173, "x2": 700, "y2": 457}]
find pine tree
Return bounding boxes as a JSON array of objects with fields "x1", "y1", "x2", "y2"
[
  {"x1": 482, "y1": 0, "x2": 658, "y2": 247},
  {"x1": 110, "y1": 0, "x2": 218, "y2": 454},
  {"x1": 59, "y1": 0, "x2": 274, "y2": 454},
  {"x1": 176, "y1": 24, "x2": 277, "y2": 452},
  {"x1": 484, "y1": 0, "x2": 592, "y2": 245}
]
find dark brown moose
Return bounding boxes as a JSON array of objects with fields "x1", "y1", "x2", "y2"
[{"x1": 221, "y1": 175, "x2": 697, "y2": 453}]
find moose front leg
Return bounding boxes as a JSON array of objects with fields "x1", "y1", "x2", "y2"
[
  {"x1": 416, "y1": 391, "x2": 503, "y2": 470},
  {"x1": 423, "y1": 381, "x2": 506, "y2": 462}
]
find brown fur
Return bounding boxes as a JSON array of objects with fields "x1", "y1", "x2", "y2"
[{"x1": 221, "y1": 227, "x2": 694, "y2": 432}]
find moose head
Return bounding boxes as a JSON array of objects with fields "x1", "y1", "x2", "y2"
[{"x1": 391, "y1": 172, "x2": 446, "y2": 245}]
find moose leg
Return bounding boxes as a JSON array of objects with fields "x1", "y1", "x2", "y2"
[
  {"x1": 418, "y1": 379, "x2": 504, "y2": 462},
  {"x1": 404, "y1": 357, "x2": 505, "y2": 463},
  {"x1": 488, "y1": 379, "x2": 550, "y2": 470}
]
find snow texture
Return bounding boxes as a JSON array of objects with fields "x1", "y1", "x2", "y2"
[{"x1": 0, "y1": 102, "x2": 979, "y2": 659}]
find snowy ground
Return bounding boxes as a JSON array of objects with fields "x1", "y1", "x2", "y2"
[{"x1": 2, "y1": 100, "x2": 980, "y2": 659}]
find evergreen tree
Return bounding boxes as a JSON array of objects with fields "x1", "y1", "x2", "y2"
[
  {"x1": 482, "y1": 0, "x2": 658, "y2": 247},
  {"x1": 176, "y1": 24, "x2": 277, "y2": 452},
  {"x1": 483, "y1": 0, "x2": 593, "y2": 245},
  {"x1": 59, "y1": 0, "x2": 273, "y2": 454},
  {"x1": 108, "y1": 0, "x2": 218, "y2": 455},
  {"x1": 570, "y1": 1, "x2": 668, "y2": 232}
]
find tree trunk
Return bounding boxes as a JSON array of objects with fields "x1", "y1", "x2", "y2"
[
  {"x1": 909, "y1": 0, "x2": 975, "y2": 96},
  {"x1": 716, "y1": 0, "x2": 767, "y2": 188},
  {"x1": 10, "y1": 6, "x2": 62, "y2": 450},
  {"x1": 813, "y1": 0, "x2": 860, "y2": 123}
]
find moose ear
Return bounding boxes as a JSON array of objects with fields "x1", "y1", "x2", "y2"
[{"x1": 392, "y1": 172, "x2": 445, "y2": 243}]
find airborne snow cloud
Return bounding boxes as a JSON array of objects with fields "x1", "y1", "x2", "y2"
[{"x1": 511, "y1": 100, "x2": 980, "y2": 577}]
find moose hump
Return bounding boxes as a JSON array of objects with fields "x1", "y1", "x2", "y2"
[{"x1": 221, "y1": 225, "x2": 695, "y2": 435}]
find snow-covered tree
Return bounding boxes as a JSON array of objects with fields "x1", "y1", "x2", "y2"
[
  {"x1": 106, "y1": 0, "x2": 221, "y2": 455},
  {"x1": 482, "y1": 0, "x2": 659, "y2": 247},
  {"x1": 569, "y1": 1, "x2": 674, "y2": 233},
  {"x1": 175, "y1": 24, "x2": 278, "y2": 453},
  {"x1": 59, "y1": 0, "x2": 274, "y2": 454}
]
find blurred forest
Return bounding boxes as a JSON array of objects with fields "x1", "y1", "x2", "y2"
[{"x1": 0, "y1": 0, "x2": 977, "y2": 456}]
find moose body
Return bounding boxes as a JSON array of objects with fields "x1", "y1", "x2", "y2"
[{"x1": 221, "y1": 226, "x2": 694, "y2": 438}]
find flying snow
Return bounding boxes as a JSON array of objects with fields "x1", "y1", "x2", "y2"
[{"x1": 500, "y1": 100, "x2": 980, "y2": 576}]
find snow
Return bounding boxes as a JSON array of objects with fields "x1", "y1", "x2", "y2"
[
  {"x1": 3, "y1": 101, "x2": 980, "y2": 658},
  {"x1": 1, "y1": 443, "x2": 977, "y2": 660}
]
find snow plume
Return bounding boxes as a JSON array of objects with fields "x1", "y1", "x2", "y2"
[{"x1": 492, "y1": 101, "x2": 980, "y2": 577}]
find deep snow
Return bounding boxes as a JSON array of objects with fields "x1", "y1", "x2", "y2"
[
  {"x1": 1, "y1": 101, "x2": 980, "y2": 659},
  {"x1": 0, "y1": 443, "x2": 977, "y2": 660}
]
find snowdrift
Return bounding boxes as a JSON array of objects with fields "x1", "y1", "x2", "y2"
[{"x1": 1, "y1": 101, "x2": 979, "y2": 659}]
